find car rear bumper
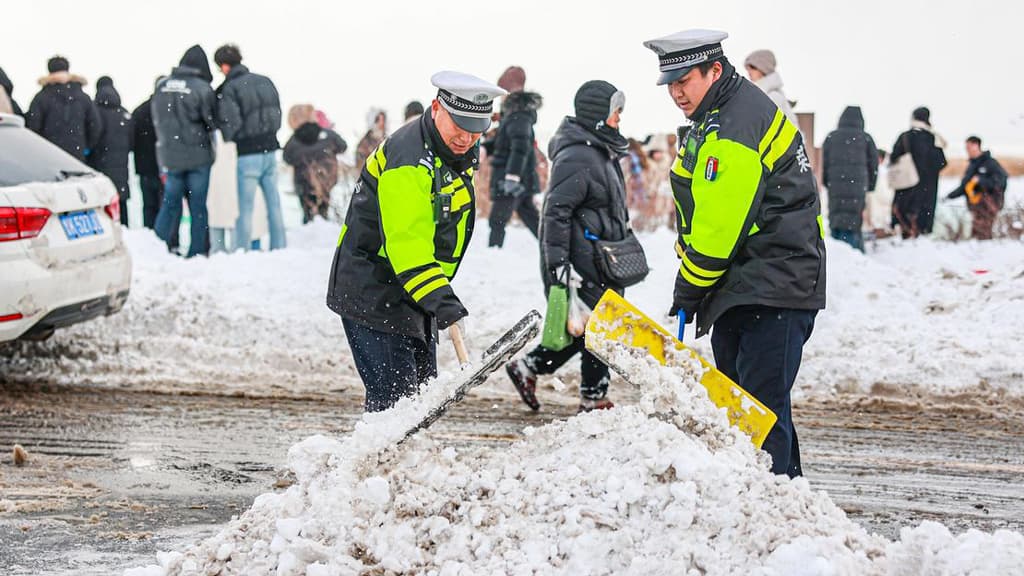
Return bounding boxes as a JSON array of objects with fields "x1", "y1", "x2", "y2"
[
  {"x1": 19, "y1": 290, "x2": 130, "y2": 339},
  {"x1": 0, "y1": 245, "x2": 132, "y2": 342}
]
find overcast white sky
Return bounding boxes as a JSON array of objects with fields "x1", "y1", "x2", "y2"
[{"x1": 3, "y1": 0, "x2": 1022, "y2": 157}]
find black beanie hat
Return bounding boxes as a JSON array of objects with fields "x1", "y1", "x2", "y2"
[
  {"x1": 96, "y1": 76, "x2": 113, "y2": 88},
  {"x1": 912, "y1": 106, "x2": 930, "y2": 125},
  {"x1": 574, "y1": 80, "x2": 620, "y2": 130}
]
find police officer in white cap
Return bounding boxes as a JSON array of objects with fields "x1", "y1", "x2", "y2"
[
  {"x1": 644, "y1": 30, "x2": 826, "y2": 478},
  {"x1": 326, "y1": 71, "x2": 506, "y2": 412}
]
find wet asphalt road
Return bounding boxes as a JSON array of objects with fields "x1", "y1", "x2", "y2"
[{"x1": 1, "y1": 383, "x2": 1022, "y2": 575}]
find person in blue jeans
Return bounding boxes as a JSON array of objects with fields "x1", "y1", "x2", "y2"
[
  {"x1": 214, "y1": 44, "x2": 286, "y2": 251},
  {"x1": 235, "y1": 152, "x2": 286, "y2": 250},
  {"x1": 150, "y1": 45, "x2": 217, "y2": 257},
  {"x1": 156, "y1": 168, "x2": 211, "y2": 257}
]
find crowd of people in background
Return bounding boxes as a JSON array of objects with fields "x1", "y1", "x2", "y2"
[{"x1": 0, "y1": 46, "x2": 1013, "y2": 257}]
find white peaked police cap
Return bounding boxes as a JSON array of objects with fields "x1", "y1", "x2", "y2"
[
  {"x1": 643, "y1": 29, "x2": 729, "y2": 85},
  {"x1": 431, "y1": 71, "x2": 508, "y2": 133}
]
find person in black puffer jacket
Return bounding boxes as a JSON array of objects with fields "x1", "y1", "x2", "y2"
[
  {"x1": 822, "y1": 106, "x2": 878, "y2": 252},
  {"x1": 89, "y1": 76, "x2": 134, "y2": 225},
  {"x1": 487, "y1": 66, "x2": 542, "y2": 247},
  {"x1": 26, "y1": 56, "x2": 101, "y2": 162},
  {"x1": 283, "y1": 104, "x2": 348, "y2": 223},
  {"x1": 505, "y1": 80, "x2": 630, "y2": 414},
  {"x1": 214, "y1": 44, "x2": 286, "y2": 251}
]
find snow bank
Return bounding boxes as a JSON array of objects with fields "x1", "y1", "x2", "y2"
[
  {"x1": 1, "y1": 222, "x2": 353, "y2": 398},
  {"x1": 126, "y1": 335, "x2": 1024, "y2": 575},
  {"x1": 3, "y1": 207, "x2": 1022, "y2": 402}
]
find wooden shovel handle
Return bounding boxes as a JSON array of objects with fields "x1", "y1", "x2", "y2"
[{"x1": 449, "y1": 323, "x2": 470, "y2": 366}]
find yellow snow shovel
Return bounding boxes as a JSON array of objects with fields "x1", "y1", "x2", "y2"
[{"x1": 584, "y1": 290, "x2": 777, "y2": 448}]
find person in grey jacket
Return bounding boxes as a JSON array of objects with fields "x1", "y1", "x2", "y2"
[
  {"x1": 152, "y1": 45, "x2": 217, "y2": 257},
  {"x1": 214, "y1": 44, "x2": 286, "y2": 251},
  {"x1": 822, "y1": 106, "x2": 878, "y2": 252}
]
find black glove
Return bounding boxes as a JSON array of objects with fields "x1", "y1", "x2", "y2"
[
  {"x1": 500, "y1": 177, "x2": 526, "y2": 197},
  {"x1": 667, "y1": 303, "x2": 694, "y2": 324}
]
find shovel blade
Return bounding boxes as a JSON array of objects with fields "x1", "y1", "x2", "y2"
[
  {"x1": 402, "y1": 310, "x2": 542, "y2": 442},
  {"x1": 584, "y1": 290, "x2": 777, "y2": 448}
]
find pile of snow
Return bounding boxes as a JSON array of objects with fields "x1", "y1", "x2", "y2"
[{"x1": 126, "y1": 335, "x2": 1024, "y2": 575}]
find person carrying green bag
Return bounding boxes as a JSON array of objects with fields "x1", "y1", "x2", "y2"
[
  {"x1": 505, "y1": 80, "x2": 639, "y2": 413},
  {"x1": 540, "y1": 266, "x2": 572, "y2": 351}
]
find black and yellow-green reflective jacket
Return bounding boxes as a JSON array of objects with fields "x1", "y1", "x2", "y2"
[
  {"x1": 326, "y1": 113, "x2": 476, "y2": 341},
  {"x1": 671, "y1": 64, "x2": 826, "y2": 336}
]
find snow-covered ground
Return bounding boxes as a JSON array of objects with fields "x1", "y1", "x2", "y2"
[
  {"x1": 4, "y1": 215, "x2": 1022, "y2": 404},
  {"x1": 3, "y1": 181, "x2": 1021, "y2": 575},
  {"x1": 123, "y1": 322, "x2": 1024, "y2": 575}
]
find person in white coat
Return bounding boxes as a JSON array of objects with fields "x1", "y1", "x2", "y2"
[
  {"x1": 744, "y1": 49, "x2": 798, "y2": 126},
  {"x1": 208, "y1": 132, "x2": 268, "y2": 252}
]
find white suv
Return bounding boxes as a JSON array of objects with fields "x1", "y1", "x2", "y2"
[{"x1": 0, "y1": 113, "x2": 131, "y2": 342}]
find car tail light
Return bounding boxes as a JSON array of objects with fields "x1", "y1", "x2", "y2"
[
  {"x1": 0, "y1": 206, "x2": 52, "y2": 242},
  {"x1": 0, "y1": 313, "x2": 24, "y2": 323},
  {"x1": 104, "y1": 194, "x2": 121, "y2": 224}
]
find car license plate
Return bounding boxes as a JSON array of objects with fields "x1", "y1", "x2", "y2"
[{"x1": 59, "y1": 210, "x2": 104, "y2": 240}]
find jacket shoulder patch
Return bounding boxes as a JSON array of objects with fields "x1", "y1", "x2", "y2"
[{"x1": 705, "y1": 156, "x2": 719, "y2": 181}]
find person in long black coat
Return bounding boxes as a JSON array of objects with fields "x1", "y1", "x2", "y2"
[
  {"x1": 0, "y1": 66, "x2": 24, "y2": 116},
  {"x1": 822, "y1": 106, "x2": 878, "y2": 252},
  {"x1": 26, "y1": 56, "x2": 101, "y2": 162},
  {"x1": 89, "y1": 76, "x2": 134, "y2": 225},
  {"x1": 487, "y1": 88, "x2": 543, "y2": 247},
  {"x1": 890, "y1": 107, "x2": 947, "y2": 238},
  {"x1": 131, "y1": 90, "x2": 160, "y2": 230},
  {"x1": 504, "y1": 80, "x2": 630, "y2": 414}
]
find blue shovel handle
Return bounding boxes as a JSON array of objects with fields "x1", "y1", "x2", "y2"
[{"x1": 677, "y1": 310, "x2": 687, "y2": 341}]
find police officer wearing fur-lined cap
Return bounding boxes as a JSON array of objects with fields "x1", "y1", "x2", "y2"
[
  {"x1": 644, "y1": 30, "x2": 826, "y2": 478},
  {"x1": 327, "y1": 71, "x2": 507, "y2": 412}
]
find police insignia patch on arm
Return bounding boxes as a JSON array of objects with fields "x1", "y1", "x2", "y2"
[{"x1": 705, "y1": 156, "x2": 719, "y2": 181}]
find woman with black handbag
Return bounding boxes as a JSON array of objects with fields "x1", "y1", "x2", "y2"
[{"x1": 505, "y1": 80, "x2": 648, "y2": 413}]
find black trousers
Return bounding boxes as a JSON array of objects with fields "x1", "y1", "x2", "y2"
[
  {"x1": 342, "y1": 317, "x2": 437, "y2": 412},
  {"x1": 710, "y1": 305, "x2": 817, "y2": 478},
  {"x1": 139, "y1": 174, "x2": 164, "y2": 230},
  {"x1": 488, "y1": 193, "x2": 539, "y2": 247},
  {"x1": 524, "y1": 335, "x2": 610, "y2": 400}
]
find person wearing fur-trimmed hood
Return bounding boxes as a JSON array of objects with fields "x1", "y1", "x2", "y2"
[{"x1": 26, "y1": 56, "x2": 102, "y2": 162}]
